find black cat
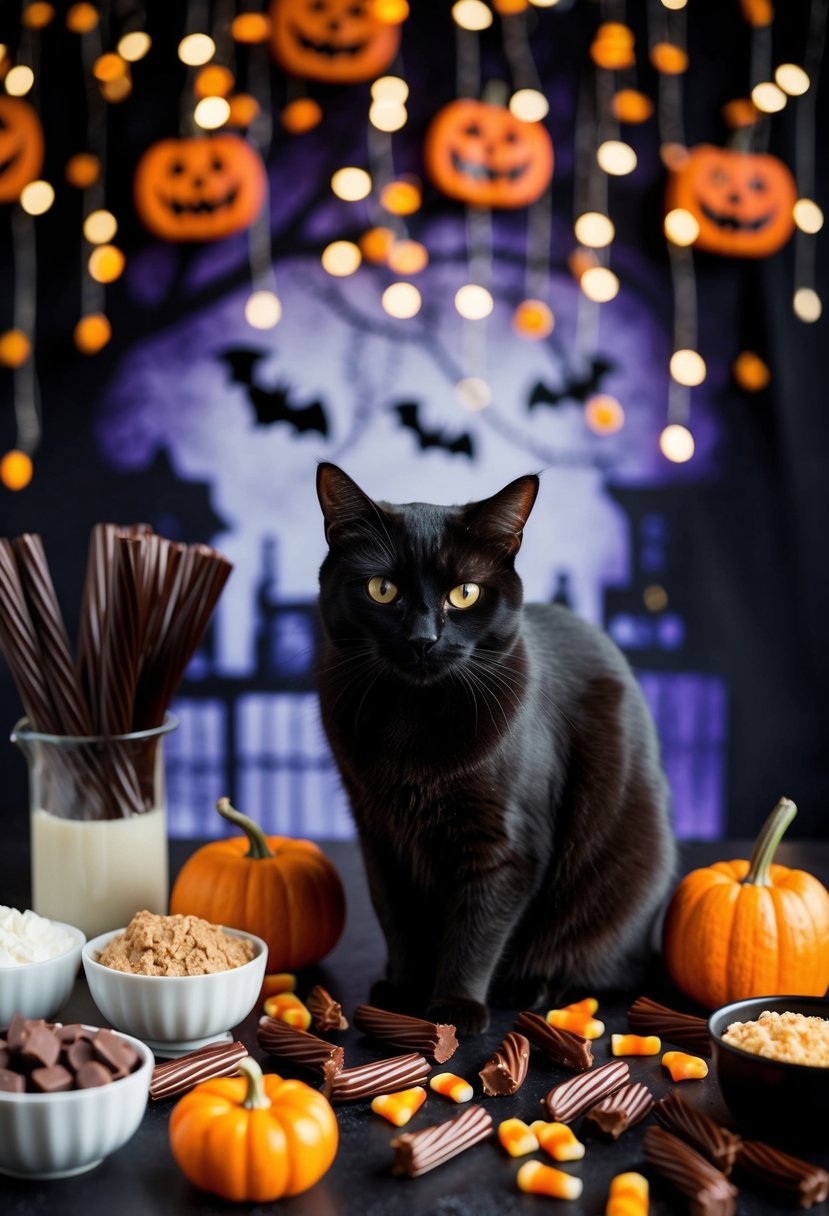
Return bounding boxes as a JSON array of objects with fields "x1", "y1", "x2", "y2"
[{"x1": 315, "y1": 463, "x2": 676, "y2": 1034}]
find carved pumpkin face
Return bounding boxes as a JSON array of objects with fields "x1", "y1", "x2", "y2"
[
  {"x1": 134, "y1": 135, "x2": 266, "y2": 242},
  {"x1": 424, "y1": 100, "x2": 553, "y2": 210},
  {"x1": 269, "y1": 0, "x2": 400, "y2": 84},
  {"x1": 0, "y1": 97, "x2": 45, "y2": 204},
  {"x1": 666, "y1": 144, "x2": 796, "y2": 258}
]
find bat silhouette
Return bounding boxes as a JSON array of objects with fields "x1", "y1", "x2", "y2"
[
  {"x1": 394, "y1": 402, "x2": 475, "y2": 458},
  {"x1": 528, "y1": 355, "x2": 615, "y2": 409},
  {"x1": 219, "y1": 348, "x2": 329, "y2": 436}
]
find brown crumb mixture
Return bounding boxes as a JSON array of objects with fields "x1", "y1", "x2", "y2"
[
  {"x1": 98, "y1": 910, "x2": 255, "y2": 976},
  {"x1": 722, "y1": 1009, "x2": 829, "y2": 1067}
]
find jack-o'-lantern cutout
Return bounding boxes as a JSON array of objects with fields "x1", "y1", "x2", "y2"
[
  {"x1": 424, "y1": 100, "x2": 553, "y2": 210},
  {"x1": 665, "y1": 144, "x2": 796, "y2": 258},
  {"x1": 0, "y1": 97, "x2": 45, "y2": 204},
  {"x1": 269, "y1": 0, "x2": 400, "y2": 85},
  {"x1": 134, "y1": 135, "x2": 266, "y2": 242}
]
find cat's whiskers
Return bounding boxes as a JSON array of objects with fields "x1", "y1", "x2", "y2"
[{"x1": 457, "y1": 659, "x2": 513, "y2": 736}]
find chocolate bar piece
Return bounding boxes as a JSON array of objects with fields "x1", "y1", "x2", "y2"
[
  {"x1": 628, "y1": 995, "x2": 711, "y2": 1055},
  {"x1": 655, "y1": 1091, "x2": 741, "y2": 1174},
  {"x1": 543, "y1": 1059, "x2": 630, "y2": 1123},
  {"x1": 514, "y1": 1011, "x2": 593, "y2": 1072},
  {"x1": 257, "y1": 1016, "x2": 345, "y2": 1076},
  {"x1": 584, "y1": 1080, "x2": 654, "y2": 1138},
  {"x1": 91, "y1": 1027, "x2": 140, "y2": 1075},
  {"x1": 76, "y1": 1060, "x2": 114, "y2": 1089},
  {"x1": 20, "y1": 1024, "x2": 60, "y2": 1069},
  {"x1": 391, "y1": 1104, "x2": 494, "y2": 1176},
  {"x1": 736, "y1": 1140, "x2": 829, "y2": 1208},
  {"x1": 31, "y1": 1064, "x2": 74, "y2": 1093},
  {"x1": 306, "y1": 985, "x2": 349, "y2": 1032},
  {"x1": 323, "y1": 1052, "x2": 431, "y2": 1104},
  {"x1": 354, "y1": 1005, "x2": 457, "y2": 1064},
  {"x1": 0, "y1": 1068, "x2": 25, "y2": 1092},
  {"x1": 150, "y1": 1041, "x2": 249, "y2": 1100},
  {"x1": 643, "y1": 1125, "x2": 738, "y2": 1216},
  {"x1": 479, "y1": 1031, "x2": 530, "y2": 1096}
]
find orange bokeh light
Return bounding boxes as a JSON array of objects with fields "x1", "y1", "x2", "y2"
[
  {"x1": 22, "y1": 3, "x2": 55, "y2": 29},
  {"x1": 611, "y1": 89, "x2": 653, "y2": 124},
  {"x1": 227, "y1": 94, "x2": 260, "y2": 128},
  {"x1": 513, "y1": 299, "x2": 554, "y2": 339},
  {"x1": 585, "y1": 394, "x2": 625, "y2": 434},
  {"x1": 74, "y1": 313, "x2": 112, "y2": 354},
  {"x1": 387, "y1": 239, "x2": 429, "y2": 274},
  {"x1": 733, "y1": 351, "x2": 770, "y2": 391},
  {"x1": 195, "y1": 65, "x2": 234, "y2": 99},
  {"x1": 0, "y1": 450, "x2": 33, "y2": 491},
  {"x1": 89, "y1": 245, "x2": 126, "y2": 283},
  {"x1": 359, "y1": 226, "x2": 395, "y2": 263},
  {"x1": 65, "y1": 2, "x2": 99, "y2": 33},
  {"x1": 93, "y1": 53, "x2": 128, "y2": 83},
  {"x1": 650, "y1": 42, "x2": 689, "y2": 74},
  {"x1": 0, "y1": 329, "x2": 31, "y2": 368},
  {"x1": 65, "y1": 153, "x2": 100, "y2": 189},
  {"x1": 380, "y1": 177, "x2": 422, "y2": 215},
  {"x1": 231, "y1": 13, "x2": 272, "y2": 43},
  {"x1": 281, "y1": 97, "x2": 323, "y2": 134},
  {"x1": 721, "y1": 98, "x2": 758, "y2": 129}
]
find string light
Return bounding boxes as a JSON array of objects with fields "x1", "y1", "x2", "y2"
[
  {"x1": 5, "y1": 65, "x2": 35, "y2": 96},
  {"x1": 88, "y1": 244, "x2": 125, "y2": 283},
  {"x1": 664, "y1": 207, "x2": 700, "y2": 246},
  {"x1": 455, "y1": 377, "x2": 491, "y2": 409},
  {"x1": 360, "y1": 227, "x2": 395, "y2": 263},
  {"x1": 793, "y1": 198, "x2": 824, "y2": 234},
  {"x1": 231, "y1": 13, "x2": 272, "y2": 43},
  {"x1": 65, "y1": 3, "x2": 98, "y2": 33},
  {"x1": 0, "y1": 450, "x2": 33, "y2": 491},
  {"x1": 380, "y1": 177, "x2": 422, "y2": 215},
  {"x1": 0, "y1": 330, "x2": 31, "y2": 367},
  {"x1": 83, "y1": 209, "x2": 117, "y2": 244},
  {"x1": 321, "y1": 241, "x2": 362, "y2": 276},
  {"x1": 195, "y1": 65, "x2": 234, "y2": 99},
  {"x1": 372, "y1": 76, "x2": 409, "y2": 103},
  {"x1": 20, "y1": 180, "x2": 54, "y2": 216},
  {"x1": 281, "y1": 98, "x2": 321, "y2": 133},
  {"x1": 513, "y1": 299, "x2": 554, "y2": 339},
  {"x1": 452, "y1": 0, "x2": 493, "y2": 30},
  {"x1": 74, "y1": 313, "x2": 111, "y2": 354},
  {"x1": 375, "y1": 0, "x2": 409, "y2": 19},
  {"x1": 118, "y1": 32, "x2": 151, "y2": 62},
  {"x1": 509, "y1": 89, "x2": 549, "y2": 122},
  {"x1": 194, "y1": 96, "x2": 230, "y2": 129},
  {"x1": 93, "y1": 53, "x2": 128, "y2": 83},
  {"x1": 22, "y1": 4, "x2": 55, "y2": 30},
  {"x1": 660, "y1": 0, "x2": 688, "y2": 7},
  {"x1": 751, "y1": 81, "x2": 787, "y2": 113},
  {"x1": 585, "y1": 394, "x2": 625, "y2": 434},
  {"x1": 670, "y1": 349, "x2": 706, "y2": 386},
  {"x1": 644, "y1": 584, "x2": 668, "y2": 611},
  {"x1": 793, "y1": 287, "x2": 822, "y2": 322},
  {"x1": 369, "y1": 99, "x2": 407, "y2": 132},
  {"x1": 580, "y1": 267, "x2": 620, "y2": 302},
  {"x1": 660, "y1": 423, "x2": 695, "y2": 463},
  {"x1": 733, "y1": 351, "x2": 770, "y2": 391},
  {"x1": 611, "y1": 89, "x2": 653, "y2": 123},
  {"x1": 65, "y1": 154, "x2": 100, "y2": 189},
  {"x1": 331, "y1": 167, "x2": 372, "y2": 201},
  {"x1": 774, "y1": 63, "x2": 810, "y2": 96},
  {"x1": 597, "y1": 140, "x2": 637, "y2": 175},
  {"x1": 387, "y1": 240, "x2": 429, "y2": 274},
  {"x1": 574, "y1": 212, "x2": 615, "y2": 248},
  {"x1": 455, "y1": 284, "x2": 494, "y2": 319},
  {"x1": 228, "y1": 94, "x2": 260, "y2": 128},
  {"x1": 178, "y1": 34, "x2": 215, "y2": 67},
  {"x1": 245, "y1": 291, "x2": 282, "y2": 329},
  {"x1": 382, "y1": 282, "x2": 422, "y2": 318}
]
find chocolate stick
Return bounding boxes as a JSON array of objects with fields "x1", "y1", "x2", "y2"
[
  {"x1": 584, "y1": 1080, "x2": 654, "y2": 1139},
  {"x1": 479, "y1": 1031, "x2": 529, "y2": 1096},
  {"x1": 306, "y1": 985, "x2": 349, "y2": 1032},
  {"x1": 643, "y1": 1125, "x2": 738, "y2": 1216},
  {"x1": 354, "y1": 1004, "x2": 457, "y2": 1063},
  {"x1": 257, "y1": 1016, "x2": 345, "y2": 1076},
  {"x1": 150, "y1": 1041, "x2": 248, "y2": 1100},
  {"x1": 514, "y1": 1010, "x2": 593, "y2": 1071},
  {"x1": 627, "y1": 995, "x2": 711, "y2": 1055},
  {"x1": 654, "y1": 1091, "x2": 741, "y2": 1174},
  {"x1": 391, "y1": 1105, "x2": 494, "y2": 1177},
  {"x1": 323, "y1": 1052, "x2": 430, "y2": 1104},
  {"x1": 543, "y1": 1059, "x2": 630, "y2": 1122},
  {"x1": 736, "y1": 1140, "x2": 829, "y2": 1207}
]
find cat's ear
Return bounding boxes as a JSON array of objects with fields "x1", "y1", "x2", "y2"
[
  {"x1": 316, "y1": 463, "x2": 377, "y2": 545},
  {"x1": 465, "y1": 474, "x2": 539, "y2": 555}
]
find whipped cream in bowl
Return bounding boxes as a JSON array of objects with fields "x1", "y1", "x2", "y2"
[
  {"x1": 0, "y1": 906, "x2": 86, "y2": 1024},
  {"x1": 0, "y1": 905, "x2": 82, "y2": 966}
]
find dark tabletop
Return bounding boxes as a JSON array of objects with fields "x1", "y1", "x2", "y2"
[{"x1": 2, "y1": 835, "x2": 828, "y2": 1216}]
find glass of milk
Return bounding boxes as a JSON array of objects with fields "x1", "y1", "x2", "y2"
[{"x1": 11, "y1": 715, "x2": 178, "y2": 939}]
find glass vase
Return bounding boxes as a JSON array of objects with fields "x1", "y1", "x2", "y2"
[{"x1": 11, "y1": 714, "x2": 178, "y2": 939}]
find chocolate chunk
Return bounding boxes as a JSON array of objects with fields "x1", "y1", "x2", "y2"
[
  {"x1": 655, "y1": 1091, "x2": 741, "y2": 1174},
  {"x1": 479, "y1": 1031, "x2": 530, "y2": 1096},
  {"x1": 20, "y1": 1024, "x2": 61, "y2": 1069},
  {"x1": 354, "y1": 1005, "x2": 458, "y2": 1064},
  {"x1": 76, "y1": 1060, "x2": 114, "y2": 1089},
  {"x1": 257, "y1": 1017, "x2": 345, "y2": 1077},
  {"x1": 543, "y1": 1059, "x2": 630, "y2": 1122},
  {"x1": 514, "y1": 1010, "x2": 593, "y2": 1072},
  {"x1": 736, "y1": 1140, "x2": 829, "y2": 1208},
  {"x1": 306, "y1": 984, "x2": 349, "y2": 1031},
  {"x1": 0, "y1": 1068, "x2": 26, "y2": 1092},
  {"x1": 65, "y1": 1038, "x2": 95, "y2": 1072},
  {"x1": 91, "y1": 1027, "x2": 139, "y2": 1075},
  {"x1": 391, "y1": 1104, "x2": 494, "y2": 1177},
  {"x1": 56, "y1": 1023, "x2": 91, "y2": 1043},
  {"x1": 31, "y1": 1064, "x2": 74, "y2": 1093},
  {"x1": 643, "y1": 1125, "x2": 738, "y2": 1216},
  {"x1": 323, "y1": 1052, "x2": 431, "y2": 1104},
  {"x1": 150, "y1": 1041, "x2": 249, "y2": 1100},
  {"x1": 584, "y1": 1080, "x2": 654, "y2": 1139},
  {"x1": 7, "y1": 1013, "x2": 44, "y2": 1050},
  {"x1": 0, "y1": 1040, "x2": 9, "y2": 1069},
  {"x1": 628, "y1": 995, "x2": 711, "y2": 1055}
]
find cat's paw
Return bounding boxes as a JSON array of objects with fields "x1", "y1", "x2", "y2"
[
  {"x1": 369, "y1": 979, "x2": 422, "y2": 1015},
  {"x1": 427, "y1": 996, "x2": 490, "y2": 1035}
]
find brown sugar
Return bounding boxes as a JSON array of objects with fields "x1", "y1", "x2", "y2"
[
  {"x1": 97, "y1": 910, "x2": 254, "y2": 976},
  {"x1": 722, "y1": 1010, "x2": 829, "y2": 1068}
]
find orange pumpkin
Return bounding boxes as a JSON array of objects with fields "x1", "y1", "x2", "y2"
[
  {"x1": 662, "y1": 797, "x2": 829, "y2": 1011},
  {"x1": 170, "y1": 1056, "x2": 338, "y2": 1202},
  {"x1": 665, "y1": 143, "x2": 796, "y2": 258},
  {"x1": 0, "y1": 97, "x2": 45, "y2": 203},
  {"x1": 424, "y1": 99, "x2": 553, "y2": 210},
  {"x1": 170, "y1": 798, "x2": 345, "y2": 971},
  {"x1": 269, "y1": 0, "x2": 400, "y2": 84},
  {"x1": 133, "y1": 135, "x2": 266, "y2": 242}
]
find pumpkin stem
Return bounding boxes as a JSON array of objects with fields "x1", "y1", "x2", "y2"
[
  {"x1": 216, "y1": 797, "x2": 274, "y2": 860},
  {"x1": 238, "y1": 1056, "x2": 272, "y2": 1110},
  {"x1": 743, "y1": 796, "x2": 797, "y2": 886}
]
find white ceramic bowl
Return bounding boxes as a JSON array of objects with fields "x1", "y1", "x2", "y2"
[
  {"x1": 0, "y1": 1028, "x2": 153, "y2": 1179},
  {"x1": 0, "y1": 921, "x2": 86, "y2": 1025},
  {"x1": 82, "y1": 925, "x2": 267, "y2": 1056}
]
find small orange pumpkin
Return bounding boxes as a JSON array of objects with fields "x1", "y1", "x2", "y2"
[
  {"x1": 662, "y1": 797, "x2": 829, "y2": 1011},
  {"x1": 424, "y1": 99, "x2": 553, "y2": 210},
  {"x1": 269, "y1": 0, "x2": 400, "y2": 84},
  {"x1": 170, "y1": 798, "x2": 345, "y2": 971},
  {"x1": 133, "y1": 135, "x2": 266, "y2": 242},
  {"x1": 0, "y1": 97, "x2": 45, "y2": 203},
  {"x1": 665, "y1": 143, "x2": 797, "y2": 258},
  {"x1": 170, "y1": 1056, "x2": 338, "y2": 1202}
]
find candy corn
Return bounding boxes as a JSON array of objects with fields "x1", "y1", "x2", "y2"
[
  {"x1": 517, "y1": 1160, "x2": 583, "y2": 1199},
  {"x1": 546, "y1": 1008, "x2": 606, "y2": 1039},
  {"x1": 429, "y1": 1072, "x2": 474, "y2": 1103},
  {"x1": 371, "y1": 1086, "x2": 427, "y2": 1127},
  {"x1": 498, "y1": 1117, "x2": 539, "y2": 1157},
  {"x1": 561, "y1": 997, "x2": 599, "y2": 1016},
  {"x1": 259, "y1": 972, "x2": 296, "y2": 998},
  {"x1": 262, "y1": 991, "x2": 311, "y2": 1030},
  {"x1": 611, "y1": 1034, "x2": 661, "y2": 1056},
  {"x1": 606, "y1": 1170, "x2": 649, "y2": 1215},
  {"x1": 662, "y1": 1050, "x2": 708, "y2": 1081},
  {"x1": 529, "y1": 1120, "x2": 585, "y2": 1161}
]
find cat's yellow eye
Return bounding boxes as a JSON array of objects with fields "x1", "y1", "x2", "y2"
[
  {"x1": 367, "y1": 576, "x2": 398, "y2": 604},
  {"x1": 448, "y1": 583, "x2": 480, "y2": 609}
]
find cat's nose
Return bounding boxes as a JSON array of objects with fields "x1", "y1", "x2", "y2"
[{"x1": 408, "y1": 633, "x2": 438, "y2": 661}]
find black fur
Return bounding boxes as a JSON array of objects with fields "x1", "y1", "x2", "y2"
[{"x1": 315, "y1": 464, "x2": 676, "y2": 1033}]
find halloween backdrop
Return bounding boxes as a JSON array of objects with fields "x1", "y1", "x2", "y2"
[{"x1": 0, "y1": 0, "x2": 827, "y2": 840}]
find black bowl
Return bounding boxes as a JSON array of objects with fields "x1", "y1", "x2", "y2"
[{"x1": 708, "y1": 995, "x2": 829, "y2": 1149}]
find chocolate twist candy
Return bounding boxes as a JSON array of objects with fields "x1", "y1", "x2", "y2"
[
  {"x1": 391, "y1": 1105, "x2": 494, "y2": 1177},
  {"x1": 643, "y1": 1125, "x2": 738, "y2": 1216},
  {"x1": 736, "y1": 1140, "x2": 829, "y2": 1208},
  {"x1": 543, "y1": 1059, "x2": 630, "y2": 1123},
  {"x1": 584, "y1": 1080, "x2": 654, "y2": 1139},
  {"x1": 479, "y1": 1031, "x2": 530, "y2": 1096},
  {"x1": 514, "y1": 1010, "x2": 593, "y2": 1071},
  {"x1": 150, "y1": 1041, "x2": 248, "y2": 1100},
  {"x1": 354, "y1": 1005, "x2": 457, "y2": 1063},
  {"x1": 654, "y1": 1091, "x2": 741, "y2": 1174},
  {"x1": 323, "y1": 1052, "x2": 430, "y2": 1103},
  {"x1": 627, "y1": 995, "x2": 711, "y2": 1055},
  {"x1": 257, "y1": 1016, "x2": 345, "y2": 1077},
  {"x1": 307, "y1": 985, "x2": 348, "y2": 1031}
]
